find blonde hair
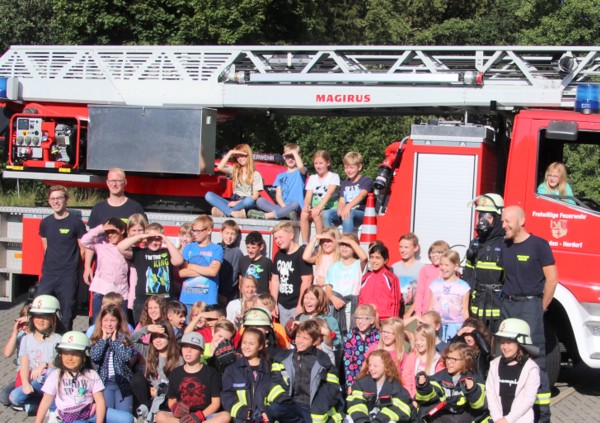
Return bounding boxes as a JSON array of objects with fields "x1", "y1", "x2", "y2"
[
  {"x1": 442, "y1": 250, "x2": 461, "y2": 269},
  {"x1": 254, "y1": 293, "x2": 276, "y2": 311},
  {"x1": 312, "y1": 150, "x2": 332, "y2": 168},
  {"x1": 146, "y1": 222, "x2": 165, "y2": 234},
  {"x1": 193, "y1": 215, "x2": 214, "y2": 230},
  {"x1": 354, "y1": 304, "x2": 380, "y2": 330},
  {"x1": 415, "y1": 323, "x2": 437, "y2": 373},
  {"x1": 191, "y1": 301, "x2": 207, "y2": 315},
  {"x1": 231, "y1": 143, "x2": 255, "y2": 186},
  {"x1": 544, "y1": 162, "x2": 570, "y2": 195},
  {"x1": 284, "y1": 143, "x2": 300, "y2": 154},
  {"x1": 428, "y1": 240, "x2": 450, "y2": 255},
  {"x1": 48, "y1": 185, "x2": 69, "y2": 200},
  {"x1": 343, "y1": 151, "x2": 363, "y2": 166},
  {"x1": 315, "y1": 226, "x2": 341, "y2": 266},
  {"x1": 378, "y1": 317, "x2": 405, "y2": 360},
  {"x1": 127, "y1": 213, "x2": 148, "y2": 233},
  {"x1": 179, "y1": 223, "x2": 193, "y2": 236},
  {"x1": 272, "y1": 221, "x2": 294, "y2": 235}
]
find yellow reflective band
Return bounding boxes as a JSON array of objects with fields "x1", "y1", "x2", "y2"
[
  {"x1": 311, "y1": 413, "x2": 328, "y2": 423},
  {"x1": 475, "y1": 261, "x2": 503, "y2": 271},
  {"x1": 465, "y1": 262, "x2": 475, "y2": 269},
  {"x1": 476, "y1": 309, "x2": 501, "y2": 317},
  {"x1": 326, "y1": 373, "x2": 340, "y2": 385},
  {"x1": 392, "y1": 398, "x2": 413, "y2": 417},
  {"x1": 271, "y1": 363, "x2": 284, "y2": 371},
  {"x1": 347, "y1": 390, "x2": 365, "y2": 403},
  {"x1": 380, "y1": 407, "x2": 400, "y2": 422},
  {"x1": 535, "y1": 392, "x2": 552, "y2": 405},
  {"x1": 470, "y1": 384, "x2": 486, "y2": 409},
  {"x1": 415, "y1": 390, "x2": 437, "y2": 402},
  {"x1": 230, "y1": 390, "x2": 248, "y2": 418},
  {"x1": 456, "y1": 396, "x2": 467, "y2": 406},
  {"x1": 329, "y1": 409, "x2": 343, "y2": 423},
  {"x1": 347, "y1": 404, "x2": 369, "y2": 415},
  {"x1": 266, "y1": 385, "x2": 285, "y2": 403}
]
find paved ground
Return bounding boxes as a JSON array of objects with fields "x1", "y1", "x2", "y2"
[{"x1": 0, "y1": 294, "x2": 599, "y2": 422}]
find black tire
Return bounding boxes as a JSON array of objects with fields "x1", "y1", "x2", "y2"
[{"x1": 545, "y1": 318, "x2": 561, "y2": 387}]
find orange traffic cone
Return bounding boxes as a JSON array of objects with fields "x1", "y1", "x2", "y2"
[{"x1": 360, "y1": 193, "x2": 377, "y2": 244}]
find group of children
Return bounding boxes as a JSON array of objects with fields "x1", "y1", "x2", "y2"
[
  {"x1": 2, "y1": 208, "x2": 544, "y2": 422},
  {"x1": 206, "y1": 143, "x2": 374, "y2": 246}
]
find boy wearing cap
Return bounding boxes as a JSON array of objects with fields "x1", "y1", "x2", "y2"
[{"x1": 156, "y1": 333, "x2": 229, "y2": 423}]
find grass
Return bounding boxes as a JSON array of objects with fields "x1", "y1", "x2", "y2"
[{"x1": 0, "y1": 188, "x2": 105, "y2": 208}]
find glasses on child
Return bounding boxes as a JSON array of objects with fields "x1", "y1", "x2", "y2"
[
  {"x1": 445, "y1": 356, "x2": 464, "y2": 363},
  {"x1": 192, "y1": 228, "x2": 208, "y2": 234}
]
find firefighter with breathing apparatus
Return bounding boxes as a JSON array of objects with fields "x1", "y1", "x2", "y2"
[{"x1": 464, "y1": 193, "x2": 505, "y2": 333}]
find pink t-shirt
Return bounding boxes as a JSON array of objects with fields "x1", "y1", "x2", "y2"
[
  {"x1": 365, "y1": 344, "x2": 407, "y2": 375},
  {"x1": 314, "y1": 253, "x2": 336, "y2": 286},
  {"x1": 429, "y1": 278, "x2": 471, "y2": 324},
  {"x1": 414, "y1": 264, "x2": 441, "y2": 316},
  {"x1": 42, "y1": 368, "x2": 104, "y2": 415}
]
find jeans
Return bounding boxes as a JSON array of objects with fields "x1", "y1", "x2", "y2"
[
  {"x1": 36, "y1": 273, "x2": 79, "y2": 330},
  {"x1": 206, "y1": 191, "x2": 255, "y2": 216},
  {"x1": 9, "y1": 379, "x2": 44, "y2": 406},
  {"x1": 278, "y1": 305, "x2": 296, "y2": 328},
  {"x1": 103, "y1": 380, "x2": 133, "y2": 413},
  {"x1": 269, "y1": 402, "x2": 312, "y2": 423},
  {"x1": 322, "y1": 208, "x2": 365, "y2": 234},
  {"x1": 0, "y1": 380, "x2": 15, "y2": 406},
  {"x1": 71, "y1": 408, "x2": 134, "y2": 423},
  {"x1": 256, "y1": 198, "x2": 300, "y2": 219}
]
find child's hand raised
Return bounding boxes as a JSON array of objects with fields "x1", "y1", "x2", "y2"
[{"x1": 148, "y1": 324, "x2": 165, "y2": 335}]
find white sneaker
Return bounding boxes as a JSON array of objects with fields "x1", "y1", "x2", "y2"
[{"x1": 46, "y1": 410, "x2": 59, "y2": 423}]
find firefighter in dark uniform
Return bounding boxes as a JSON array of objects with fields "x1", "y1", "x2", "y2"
[{"x1": 464, "y1": 193, "x2": 505, "y2": 333}]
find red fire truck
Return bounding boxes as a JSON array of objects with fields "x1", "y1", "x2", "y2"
[{"x1": 1, "y1": 46, "x2": 600, "y2": 385}]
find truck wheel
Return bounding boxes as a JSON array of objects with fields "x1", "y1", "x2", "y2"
[{"x1": 545, "y1": 318, "x2": 561, "y2": 387}]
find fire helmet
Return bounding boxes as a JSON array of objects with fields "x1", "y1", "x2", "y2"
[
  {"x1": 57, "y1": 331, "x2": 91, "y2": 353},
  {"x1": 243, "y1": 307, "x2": 273, "y2": 327},
  {"x1": 29, "y1": 295, "x2": 60, "y2": 315},
  {"x1": 468, "y1": 193, "x2": 504, "y2": 214},
  {"x1": 495, "y1": 318, "x2": 533, "y2": 345}
]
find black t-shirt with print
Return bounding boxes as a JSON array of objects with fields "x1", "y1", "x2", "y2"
[
  {"x1": 167, "y1": 364, "x2": 221, "y2": 412},
  {"x1": 239, "y1": 255, "x2": 275, "y2": 294},
  {"x1": 273, "y1": 245, "x2": 312, "y2": 309},
  {"x1": 132, "y1": 247, "x2": 174, "y2": 298}
]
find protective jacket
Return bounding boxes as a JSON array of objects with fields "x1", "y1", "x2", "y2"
[
  {"x1": 267, "y1": 347, "x2": 343, "y2": 423},
  {"x1": 464, "y1": 219, "x2": 505, "y2": 329},
  {"x1": 347, "y1": 376, "x2": 414, "y2": 422},
  {"x1": 221, "y1": 356, "x2": 272, "y2": 422},
  {"x1": 415, "y1": 370, "x2": 489, "y2": 422}
]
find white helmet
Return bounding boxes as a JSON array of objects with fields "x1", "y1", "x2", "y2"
[
  {"x1": 29, "y1": 295, "x2": 60, "y2": 315},
  {"x1": 243, "y1": 307, "x2": 273, "y2": 327},
  {"x1": 57, "y1": 331, "x2": 90, "y2": 353},
  {"x1": 468, "y1": 193, "x2": 504, "y2": 214},
  {"x1": 495, "y1": 318, "x2": 532, "y2": 345}
]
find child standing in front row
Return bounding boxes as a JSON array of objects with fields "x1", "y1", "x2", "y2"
[
  {"x1": 429, "y1": 250, "x2": 470, "y2": 342},
  {"x1": 346, "y1": 350, "x2": 415, "y2": 422},
  {"x1": 300, "y1": 150, "x2": 340, "y2": 244},
  {"x1": 486, "y1": 318, "x2": 540, "y2": 423},
  {"x1": 252, "y1": 142, "x2": 307, "y2": 220},
  {"x1": 35, "y1": 331, "x2": 133, "y2": 423}
]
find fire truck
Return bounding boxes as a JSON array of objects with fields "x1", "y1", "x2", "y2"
[{"x1": 1, "y1": 45, "x2": 600, "y2": 385}]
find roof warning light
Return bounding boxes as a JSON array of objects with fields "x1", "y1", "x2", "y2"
[{"x1": 575, "y1": 84, "x2": 600, "y2": 114}]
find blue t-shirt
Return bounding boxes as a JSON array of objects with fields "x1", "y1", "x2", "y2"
[
  {"x1": 274, "y1": 168, "x2": 306, "y2": 208},
  {"x1": 180, "y1": 242, "x2": 223, "y2": 305}
]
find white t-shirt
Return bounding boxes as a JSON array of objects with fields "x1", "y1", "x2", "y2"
[{"x1": 306, "y1": 172, "x2": 340, "y2": 208}]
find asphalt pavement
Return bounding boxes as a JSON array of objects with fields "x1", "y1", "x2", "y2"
[{"x1": 0, "y1": 294, "x2": 599, "y2": 422}]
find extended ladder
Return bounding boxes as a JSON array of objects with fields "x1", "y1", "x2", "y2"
[{"x1": 1, "y1": 45, "x2": 600, "y2": 112}]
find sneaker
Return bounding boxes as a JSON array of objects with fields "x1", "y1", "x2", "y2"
[
  {"x1": 231, "y1": 209, "x2": 247, "y2": 219},
  {"x1": 11, "y1": 404, "x2": 25, "y2": 412},
  {"x1": 248, "y1": 209, "x2": 266, "y2": 219},
  {"x1": 46, "y1": 410, "x2": 59, "y2": 423},
  {"x1": 211, "y1": 207, "x2": 226, "y2": 218},
  {"x1": 137, "y1": 404, "x2": 149, "y2": 419}
]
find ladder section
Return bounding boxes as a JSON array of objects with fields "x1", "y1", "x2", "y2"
[{"x1": 1, "y1": 45, "x2": 600, "y2": 110}]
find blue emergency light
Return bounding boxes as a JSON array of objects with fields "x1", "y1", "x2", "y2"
[
  {"x1": 0, "y1": 77, "x2": 7, "y2": 99},
  {"x1": 575, "y1": 84, "x2": 600, "y2": 114}
]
